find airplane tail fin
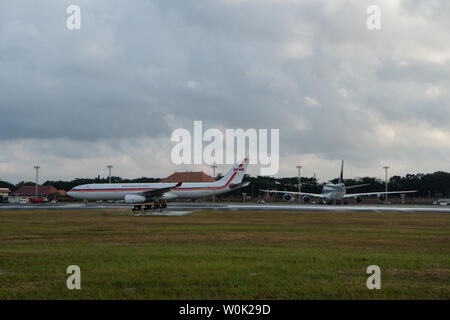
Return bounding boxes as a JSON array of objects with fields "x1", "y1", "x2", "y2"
[
  {"x1": 338, "y1": 160, "x2": 344, "y2": 184},
  {"x1": 215, "y1": 158, "x2": 249, "y2": 187},
  {"x1": 345, "y1": 183, "x2": 369, "y2": 190}
]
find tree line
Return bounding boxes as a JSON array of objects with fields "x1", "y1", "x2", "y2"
[
  {"x1": 0, "y1": 176, "x2": 161, "y2": 194},
  {"x1": 230, "y1": 171, "x2": 450, "y2": 199}
]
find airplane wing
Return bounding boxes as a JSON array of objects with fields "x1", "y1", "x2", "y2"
[
  {"x1": 139, "y1": 182, "x2": 182, "y2": 198},
  {"x1": 229, "y1": 181, "x2": 250, "y2": 190},
  {"x1": 260, "y1": 189, "x2": 327, "y2": 199},
  {"x1": 344, "y1": 190, "x2": 418, "y2": 198}
]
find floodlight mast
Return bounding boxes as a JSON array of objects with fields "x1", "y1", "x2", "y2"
[
  {"x1": 296, "y1": 163, "x2": 303, "y2": 203},
  {"x1": 107, "y1": 165, "x2": 113, "y2": 184},
  {"x1": 211, "y1": 162, "x2": 218, "y2": 202},
  {"x1": 33, "y1": 165, "x2": 40, "y2": 200},
  {"x1": 383, "y1": 165, "x2": 390, "y2": 204},
  {"x1": 211, "y1": 162, "x2": 217, "y2": 179}
]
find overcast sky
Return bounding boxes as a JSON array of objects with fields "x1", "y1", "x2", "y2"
[{"x1": 1, "y1": 0, "x2": 450, "y2": 183}]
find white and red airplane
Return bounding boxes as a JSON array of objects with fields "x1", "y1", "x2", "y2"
[{"x1": 67, "y1": 158, "x2": 249, "y2": 204}]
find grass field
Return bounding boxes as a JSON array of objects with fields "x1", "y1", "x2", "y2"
[{"x1": 0, "y1": 209, "x2": 449, "y2": 299}]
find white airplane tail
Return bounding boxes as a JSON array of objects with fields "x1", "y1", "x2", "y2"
[{"x1": 215, "y1": 158, "x2": 249, "y2": 187}]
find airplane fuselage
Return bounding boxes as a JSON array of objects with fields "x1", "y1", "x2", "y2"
[{"x1": 322, "y1": 183, "x2": 346, "y2": 201}]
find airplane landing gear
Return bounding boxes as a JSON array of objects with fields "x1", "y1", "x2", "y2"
[{"x1": 131, "y1": 201, "x2": 168, "y2": 215}]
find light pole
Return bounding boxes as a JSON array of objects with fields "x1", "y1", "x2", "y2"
[
  {"x1": 383, "y1": 165, "x2": 389, "y2": 204},
  {"x1": 296, "y1": 163, "x2": 302, "y2": 203},
  {"x1": 211, "y1": 162, "x2": 218, "y2": 202},
  {"x1": 33, "y1": 165, "x2": 40, "y2": 200},
  {"x1": 211, "y1": 162, "x2": 217, "y2": 180},
  {"x1": 107, "y1": 165, "x2": 113, "y2": 184}
]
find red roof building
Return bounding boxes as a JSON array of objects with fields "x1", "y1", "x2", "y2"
[
  {"x1": 14, "y1": 185, "x2": 60, "y2": 197},
  {"x1": 161, "y1": 171, "x2": 215, "y2": 183}
]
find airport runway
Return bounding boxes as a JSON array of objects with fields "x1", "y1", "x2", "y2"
[{"x1": 1, "y1": 202, "x2": 450, "y2": 213}]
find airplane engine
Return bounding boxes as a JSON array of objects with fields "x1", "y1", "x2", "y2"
[
  {"x1": 124, "y1": 194, "x2": 146, "y2": 204},
  {"x1": 355, "y1": 196, "x2": 362, "y2": 203},
  {"x1": 283, "y1": 193, "x2": 293, "y2": 201},
  {"x1": 302, "y1": 196, "x2": 310, "y2": 203},
  {"x1": 377, "y1": 194, "x2": 385, "y2": 201}
]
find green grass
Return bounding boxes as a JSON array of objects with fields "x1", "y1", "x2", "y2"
[{"x1": 0, "y1": 209, "x2": 448, "y2": 299}]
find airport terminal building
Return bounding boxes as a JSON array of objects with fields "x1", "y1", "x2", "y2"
[
  {"x1": 0, "y1": 188, "x2": 10, "y2": 203},
  {"x1": 8, "y1": 185, "x2": 66, "y2": 203}
]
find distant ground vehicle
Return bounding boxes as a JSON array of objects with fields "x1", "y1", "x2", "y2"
[
  {"x1": 19, "y1": 198, "x2": 28, "y2": 204},
  {"x1": 433, "y1": 199, "x2": 449, "y2": 205},
  {"x1": 257, "y1": 200, "x2": 265, "y2": 204},
  {"x1": 50, "y1": 200, "x2": 57, "y2": 204}
]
